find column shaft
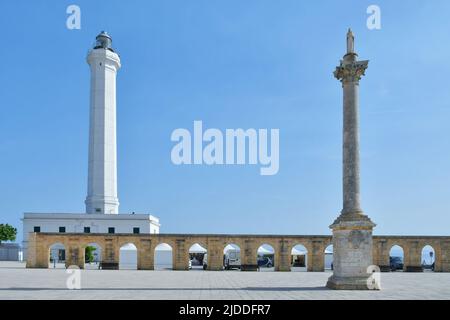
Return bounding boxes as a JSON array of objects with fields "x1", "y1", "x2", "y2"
[{"x1": 342, "y1": 82, "x2": 362, "y2": 214}]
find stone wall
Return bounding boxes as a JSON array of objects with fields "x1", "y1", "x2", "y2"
[
  {"x1": 0, "y1": 243, "x2": 21, "y2": 261},
  {"x1": 26, "y1": 233, "x2": 450, "y2": 272}
]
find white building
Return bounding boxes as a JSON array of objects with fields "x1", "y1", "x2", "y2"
[
  {"x1": 22, "y1": 32, "x2": 160, "y2": 260},
  {"x1": 22, "y1": 213, "x2": 160, "y2": 260},
  {"x1": 0, "y1": 243, "x2": 22, "y2": 261}
]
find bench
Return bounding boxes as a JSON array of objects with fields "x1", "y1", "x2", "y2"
[{"x1": 99, "y1": 262, "x2": 119, "y2": 270}]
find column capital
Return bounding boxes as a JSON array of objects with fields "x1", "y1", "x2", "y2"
[
  {"x1": 334, "y1": 59, "x2": 369, "y2": 84},
  {"x1": 330, "y1": 214, "x2": 376, "y2": 230}
]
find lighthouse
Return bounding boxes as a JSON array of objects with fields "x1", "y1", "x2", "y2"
[
  {"x1": 85, "y1": 31, "x2": 121, "y2": 214},
  {"x1": 22, "y1": 32, "x2": 160, "y2": 260}
]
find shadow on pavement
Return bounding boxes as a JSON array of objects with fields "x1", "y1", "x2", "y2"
[{"x1": 0, "y1": 286, "x2": 329, "y2": 292}]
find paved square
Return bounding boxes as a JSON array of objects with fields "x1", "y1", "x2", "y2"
[{"x1": 0, "y1": 262, "x2": 448, "y2": 299}]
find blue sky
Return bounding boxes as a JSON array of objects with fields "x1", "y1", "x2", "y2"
[{"x1": 1, "y1": 1, "x2": 450, "y2": 242}]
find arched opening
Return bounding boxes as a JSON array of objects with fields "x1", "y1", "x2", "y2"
[
  {"x1": 84, "y1": 243, "x2": 102, "y2": 270},
  {"x1": 223, "y1": 244, "x2": 241, "y2": 271},
  {"x1": 154, "y1": 243, "x2": 173, "y2": 270},
  {"x1": 291, "y1": 244, "x2": 308, "y2": 272},
  {"x1": 421, "y1": 245, "x2": 436, "y2": 272},
  {"x1": 189, "y1": 243, "x2": 207, "y2": 271},
  {"x1": 389, "y1": 245, "x2": 404, "y2": 272},
  {"x1": 324, "y1": 245, "x2": 333, "y2": 271},
  {"x1": 49, "y1": 243, "x2": 66, "y2": 269},
  {"x1": 119, "y1": 243, "x2": 137, "y2": 270},
  {"x1": 257, "y1": 244, "x2": 275, "y2": 272}
]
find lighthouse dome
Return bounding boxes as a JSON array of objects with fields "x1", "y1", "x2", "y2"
[{"x1": 94, "y1": 31, "x2": 114, "y2": 52}]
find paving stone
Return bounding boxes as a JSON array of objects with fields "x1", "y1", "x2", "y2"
[{"x1": 0, "y1": 262, "x2": 448, "y2": 299}]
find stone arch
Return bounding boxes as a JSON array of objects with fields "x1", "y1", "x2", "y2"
[
  {"x1": 83, "y1": 242, "x2": 103, "y2": 269},
  {"x1": 47, "y1": 239, "x2": 68, "y2": 251},
  {"x1": 155, "y1": 238, "x2": 177, "y2": 250},
  {"x1": 223, "y1": 242, "x2": 242, "y2": 254},
  {"x1": 81, "y1": 238, "x2": 106, "y2": 249},
  {"x1": 155, "y1": 238, "x2": 179, "y2": 268},
  {"x1": 421, "y1": 244, "x2": 436, "y2": 272},
  {"x1": 225, "y1": 239, "x2": 245, "y2": 252},
  {"x1": 257, "y1": 243, "x2": 275, "y2": 271},
  {"x1": 186, "y1": 240, "x2": 208, "y2": 253},
  {"x1": 154, "y1": 242, "x2": 174, "y2": 270},
  {"x1": 291, "y1": 243, "x2": 308, "y2": 272},
  {"x1": 119, "y1": 242, "x2": 138, "y2": 270},
  {"x1": 289, "y1": 241, "x2": 313, "y2": 256},
  {"x1": 324, "y1": 244, "x2": 333, "y2": 270},
  {"x1": 324, "y1": 240, "x2": 333, "y2": 249},
  {"x1": 257, "y1": 240, "x2": 278, "y2": 252},
  {"x1": 223, "y1": 243, "x2": 241, "y2": 270},
  {"x1": 188, "y1": 242, "x2": 208, "y2": 270},
  {"x1": 389, "y1": 244, "x2": 404, "y2": 272},
  {"x1": 118, "y1": 240, "x2": 139, "y2": 251},
  {"x1": 48, "y1": 242, "x2": 67, "y2": 269}
]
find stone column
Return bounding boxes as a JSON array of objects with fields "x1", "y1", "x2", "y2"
[
  {"x1": 404, "y1": 241, "x2": 423, "y2": 272},
  {"x1": 207, "y1": 239, "x2": 225, "y2": 271},
  {"x1": 103, "y1": 238, "x2": 119, "y2": 269},
  {"x1": 308, "y1": 241, "x2": 325, "y2": 272},
  {"x1": 26, "y1": 233, "x2": 48, "y2": 268},
  {"x1": 275, "y1": 240, "x2": 291, "y2": 271},
  {"x1": 241, "y1": 239, "x2": 258, "y2": 271},
  {"x1": 374, "y1": 239, "x2": 390, "y2": 272},
  {"x1": 327, "y1": 30, "x2": 377, "y2": 290},
  {"x1": 173, "y1": 239, "x2": 189, "y2": 270},
  {"x1": 433, "y1": 245, "x2": 442, "y2": 272},
  {"x1": 66, "y1": 245, "x2": 84, "y2": 269},
  {"x1": 137, "y1": 239, "x2": 154, "y2": 270},
  {"x1": 440, "y1": 241, "x2": 450, "y2": 272}
]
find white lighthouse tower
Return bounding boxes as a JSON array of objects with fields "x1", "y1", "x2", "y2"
[
  {"x1": 21, "y1": 32, "x2": 160, "y2": 260},
  {"x1": 85, "y1": 31, "x2": 121, "y2": 214}
]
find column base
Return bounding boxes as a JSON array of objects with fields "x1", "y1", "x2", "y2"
[
  {"x1": 207, "y1": 266, "x2": 224, "y2": 271},
  {"x1": 173, "y1": 265, "x2": 189, "y2": 271},
  {"x1": 276, "y1": 266, "x2": 291, "y2": 272},
  {"x1": 26, "y1": 263, "x2": 48, "y2": 269},
  {"x1": 138, "y1": 266, "x2": 154, "y2": 271},
  {"x1": 326, "y1": 275, "x2": 378, "y2": 290},
  {"x1": 241, "y1": 264, "x2": 258, "y2": 271},
  {"x1": 327, "y1": 212, "x2": 378, "y2": 290}
]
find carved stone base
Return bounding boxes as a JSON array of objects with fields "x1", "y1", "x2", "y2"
[
  {"x1": 241, "y1": 264, "x2": 258, "y2": 271},
  {"x1": 326, "y1": 214, "x2": 379, "y2": 290}
]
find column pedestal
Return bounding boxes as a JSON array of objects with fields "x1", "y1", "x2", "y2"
[{"x1": 327, "y1": 217, "x2": 376, "y2": 290}]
